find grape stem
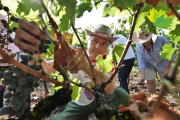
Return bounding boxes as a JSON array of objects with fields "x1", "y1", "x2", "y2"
[
  {"x1": 0, "y1": 46, "x2": 68, "y2": 87},
  {"x1": 165, "y1": 0, "x2": 180, "y2": 21},
  {"x1": 71, "y1": 24, "x2": 97, "y2": 85}
]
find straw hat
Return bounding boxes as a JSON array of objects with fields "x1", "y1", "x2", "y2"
[
  {"x1": 85, "y1": 24, "x2": 118, "y2": 43},
  {"x1": 132, "y1": 29, "x2": 153, "y2": 44}
]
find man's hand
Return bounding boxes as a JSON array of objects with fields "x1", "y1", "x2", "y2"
[
  {"x1": 163, "y1": 67, "x2": 170, "y2": 77},
  {"x1": 14, "y1": 19, "x2": 47, "y2": 52},
  {"x1": 138, "y1": 76, "x2": 146, "y2": 85}
]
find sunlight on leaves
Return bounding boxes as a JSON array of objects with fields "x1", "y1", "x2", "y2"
[
  {"x1": 71, "y1": 77, "x2": 80, "y2": 102},
  {"x1": 147, "y1": 8, "x2": 172, "y2": 29},
  {"x1": 112, "y1": 42, "x2": 125, "y2": 63},
  {"x1": 159, "y1": 44, "x2": 175, "y2": 60},
  {"x1": 96, "y1": 55, "x2": 114, "y2": 73}
]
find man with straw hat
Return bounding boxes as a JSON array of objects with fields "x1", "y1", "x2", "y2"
[
  {"x1": 13, "y1": 20, "x2": 129, "y2": 119},
  {"x1": 133, "y1": 28, "x2": 174, "y2": 94}
]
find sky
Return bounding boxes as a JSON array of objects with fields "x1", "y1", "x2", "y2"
[{"x1": 75, "y1": 3, "x2": 120, "y2": 30}]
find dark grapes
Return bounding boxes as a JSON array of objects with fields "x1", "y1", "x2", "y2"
[
  {"x1": 10, "y1": 97, "x2": 19, "y2": 106},
  {"x1": 3, "y1": 6, "x2": 9, "y2": 12},
  {"x1": 21, "y1": 102, "x2": 28, "y2": 110},
  {"x1": 34, "y1": 65, "x2": 42, "y2": 71},
  {"x1": 15, "y1": 109, "x2": 24, "y2": 118},
  {"x1": 4, "y1": 92, "x2": 13, "y2": 99},
  {"x1": 0, "y1": 19, "x2": 7, "y2": 24},
  {"x1": 0, "y1": 71, "x2": 3, "y2": 79},
  {"x1": 38, "y1": 58, "x2": 43, "y2": 63},
  {"x1": 18, "y1": 78, "x2": 27, "y2": 85},
  {"x1": 3, "y1": 70, "x2": 13, "y2": 79},
  {"x1": 0, "y1": 107, "x2": 12, "y2": 115},
  {"x1": 12, "y1": 27, "x2": 18, "y2": 32},
  {"x1": 12, "y1": 67, "x2": 22, "y2": 74},
  {"x1": 12, "y1": 103, "x2": 21, "y2": 111},
  {"x1": 20, "y1": 54, "x2": 32, "y2": 62},
  {"x1": 0, "y1": 5, "x2": 2, "y2": 10}
]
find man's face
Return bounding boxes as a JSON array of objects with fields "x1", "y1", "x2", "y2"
[
  {"x1": 142, "y1": 38, "x2": 152, "y2": 46},
  {"x1": 87, "y1": 36, "x2": 110, "y2": 60}
]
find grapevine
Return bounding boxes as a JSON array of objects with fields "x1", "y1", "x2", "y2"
[{"x1": 0, "y1": 0, "x2": 180, "y2": 120}]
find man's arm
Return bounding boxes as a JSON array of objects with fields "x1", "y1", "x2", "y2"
[{"x1": 163, "y1": 60, "x2": 173, "y2": 77}]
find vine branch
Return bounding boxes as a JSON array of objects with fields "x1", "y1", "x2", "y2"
[
  {"x1": 0, "y1": 47, "x2": 68, "y2": 87},
  {"x1": 103, "y1": 3, "x2": 144, "y2": 87},
  {"x1": 71, "y1": 24, "x2": 97, "y2": 85},
  {"x1": 165, "y1": 0, "x2": 180, "y2": 21}
]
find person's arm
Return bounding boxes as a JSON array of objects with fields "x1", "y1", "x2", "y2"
[
  {"x1": 161, "y1": 36, "x2": 174, "y2": 77},
  {"x1": 163, "y1": 60, "x2": 173, "y2": 77}
]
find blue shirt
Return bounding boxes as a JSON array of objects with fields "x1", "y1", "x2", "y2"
[{"x1": 135, "y1": 35, "x2": 174, "y2": 73}]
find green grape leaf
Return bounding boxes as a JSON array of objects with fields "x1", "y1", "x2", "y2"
[
  {"x1": 102, "y1": 3, "x2": 110, "y2": 17},
  {"x1": 59, "y1": 0, "x2": 76, "y2": 32},
  {"x1": 134, "y1": 4, "x2": 151, "y2": 33},
  {"x1": 154, "y1": 15, "x2": 172, "y2": 29},
  {"x1": 159, "y1": 43, "x2": 175, "y2": 60},
  {"x1": 77, "y1": 3, "x2": 93, "y2": 18},
  {"x1": 109, "y1": 7, "x2": 121, "y2": 17},
  {"x1": 112, "y1": 43, "x2": 125, "y2": 63},
  {"x1": 16, "y1": 0, "x2": 44, "y2": 15},
  {"x1": 169, "y1": 16, "x2": 177, "y2": 31},
  {"x1": 168, "y1": 24, "x2": 180, "y2": 43},
  {"x1": 147, "y1": 8, "x2": 166, "y2": 23},
  {"x1": 57, "y1": 0, "x2": 72, "y2": 4},
  {"x1": 71, "y1": 77, "x2": 80, "y2": 102},
  {"x1": 127, "y1": 16, "x2": 133, "y2": 24},
  {"x1": 114, "y1": 0, "x2": 139, "y2": 9},
  {"x1": 96, "y1": 55, "x2": 114, "y2": 73}
]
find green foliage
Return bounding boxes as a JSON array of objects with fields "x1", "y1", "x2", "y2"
[
  {"x1": 96, "y1": 55, "x2": 114, "y2": 73},
  {"x1": 59, "y1": 0, "x2": 77, "y2": 32},
  {"x1": 113, "y1": 0, "x2": 139, "y2": 9},
  {"x1": 77, "y1": 3, "x2": 93, "y2": 18},
  {"x1": 160, "y1": 43, "x2": 175, "y2": 60},
  {"x1": 16, "y1": 0, "x2": 44, "y2": 15},
  {"x1": 147, "y1": 8, "x2": 172, "y2": 29},
  {"x1": 71, "y1": 77, "x2": 80, "y2": 101},
  {"x1": 112, "y1": 43, "x2": 125, "y2": 63},
  {"x1": 168, "y1": 24, "x2": 180, "y2": 44}
]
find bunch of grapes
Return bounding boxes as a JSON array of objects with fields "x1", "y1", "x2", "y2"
[
  {"x1": 0, "y1": 3, "x2": 51, "y2": 55},
  {"x1": 0, "y1": 54, "x2": 42, "y2": 118}
]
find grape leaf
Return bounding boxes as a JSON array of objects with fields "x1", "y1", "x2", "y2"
[
  {"x1": 71, "y1": 77, "x2": 80, "y2": 102},
  {"x1": 154, "y1": 15, "x2": 172, "y2": 29},
  {"x1": 77, "y1": 3, "x2": 93, "y2": 18},
  {"x1": 147, "y1": 8, "x2": 166, "y2": 23},
  {"x1": 159, "y1": 43, "x2": 175, "y2": 60},
  {"x1": 134, "y1": 4, "x2": 153, "y2": 33},
  {"x1": 16, "y1": 0, "x2": 44, "y2": 15},
  {"x1": 168, "y1": 24, "x2": 180, "y2": 43},
  {"x1": 96, "y1": 55, "x2": 114, "y2": 73},
  {"x1": 57, "y1": 0, "x2": 72, "y2": 4},
  {"x1": 109, "y1": 7, "x2": 121, "y2": 17},
  {"x1": 59, "y1": 0, "x2": 76, "y2": 32},
  {"x1": 102, "y1": 3, "x2": 110, "y2": 17},
  {"x1": 112, "y1": 43, "x2": 125, "y2": 63},
  {"x1": 113, "y1": 0, "x2": 139, "y2": 10},
  {"x1": 169, "y1": 16, "x2": 177, "y2": 31}
]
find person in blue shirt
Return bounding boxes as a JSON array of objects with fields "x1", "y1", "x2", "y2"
[{"x1": 133, "y1": 28, "x2": 174, "y2": 93}]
